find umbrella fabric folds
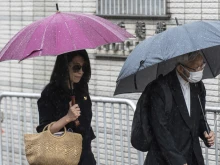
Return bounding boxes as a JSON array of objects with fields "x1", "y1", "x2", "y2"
[
  {"x1": 115, "y1": 21, "x2": 220, "y2": 95},
  {"x1": 0, "y1": 11, "x2": 133, "y2": 62}
]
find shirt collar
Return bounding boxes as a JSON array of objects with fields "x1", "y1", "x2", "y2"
[{"x1": 176, "y1": 70, "x2": 189, "y2": 88}]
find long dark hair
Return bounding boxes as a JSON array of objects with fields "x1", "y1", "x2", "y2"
[{"x1": 50, "y1": 50, "x2": 91, "y2": 95}]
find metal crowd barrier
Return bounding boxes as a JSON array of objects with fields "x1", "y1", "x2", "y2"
[
  {"x1": 203, "y1": 106, "x2": 220, "y2": 165},
  {"x1": 0, "y1": 92, "x2": 140, "y2": 165},
  {"x1": 0, "y1": 92, "x2": 219, "y2": 165}
]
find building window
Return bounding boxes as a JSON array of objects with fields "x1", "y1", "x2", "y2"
[{"x1": 96, "y1": 0, "x2": 169, "y2": 19}]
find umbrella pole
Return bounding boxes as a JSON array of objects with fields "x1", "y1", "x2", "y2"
[{"x1": 198, "y1": 95, "x2": 211, "y2": 134}]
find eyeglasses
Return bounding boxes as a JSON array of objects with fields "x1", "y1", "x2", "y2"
[
  {"x1": 72, "y1": 64, "x2": 87, "y2": 73},
  {"x1": 180, "y1": 62, "x2": 206, "y2": 72}
]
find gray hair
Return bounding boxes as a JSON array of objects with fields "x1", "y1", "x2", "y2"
[{"x1": 177, "y1": 50, "x2": 203, "y2": 65}]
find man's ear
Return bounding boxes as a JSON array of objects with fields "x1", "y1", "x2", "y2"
[
  {"x1": 178, "y1": 65, "x2": 189, "y2": 78},
  {"x1": 177, "y1": 64, "x2": 183, "y2": 73},
  {"x1": 182, "y1": 68, "x2": 188, "y2": 76}
]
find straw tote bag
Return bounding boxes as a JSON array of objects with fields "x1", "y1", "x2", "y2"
[{"x1": 24, "y1": 122, "x2": 82, "y2": 165}]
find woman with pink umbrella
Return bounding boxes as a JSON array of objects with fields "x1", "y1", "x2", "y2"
[
  {"x1": 36, "y1": 50, "x2": 96, "y2": 164},
  {"x1": 0, "y1": 4, "x2": 133, "y2": 164}
]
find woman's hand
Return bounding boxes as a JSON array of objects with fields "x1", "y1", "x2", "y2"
[
  {"x1": 66, "y1": 101, "x2": 81, "y2": 122},
  {"x1": 49, "y1": 102, "x2": 80, "y2": 133}
]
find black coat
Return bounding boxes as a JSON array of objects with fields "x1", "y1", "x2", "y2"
[
  {"x1": 144, "y1": 70, "x2": 210, "y2": 165},
  {"x1": 36, "y1": 82, "x2": 96, "y2": 165}
]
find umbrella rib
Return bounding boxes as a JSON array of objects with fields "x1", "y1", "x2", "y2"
[
  {"x1": 203, "y1": 21, "x2": 220, "y2": 36},
  {"x1": 21, "y1": 21, "x2": 44, "y2": 59},
  {"x1": 182, "y1": 21, "x2": 220, "y2": 53},
  {"x1": 55, "y1": 14, "x2": 59, "y2": 54},
  {"x1": 0, "y1": 31, "x2": 22, "y2": 60},
  {"x1": 183, "y1": 24, "x2": 215, "y2": 77},
  {"x1": 201, "y1": 50, "x2": 215, "y2": 77},
  {"x1": 81, "y1": 13, "x2": 130, "y2": 40},
  {"x1": 73, "y1": 15, "x2": 111, "y2": 46},
  {"x1": 0, "y1": 17, "x2": 47, "y2": 61},
  {"x1": 59, "y1": 13, "x2": 76, "y2": 50},
  {"x1": 39, "y1": 15, "x2": 57, "y2": 56},
  {"x1": 2, "y1": 22, "x2": 37, "y2": 60},
  {"x1": 138, "y1": 35, "x2": 162, "y2": 79},
  {"x1": 22, "y1": 14, "x2": 56, "y2": 59},
  {"x1": 183, "y1": 26, "x2": 199, "y2": 51},
  {"x1": 199, "y1": 21, "x2": 219, "y2": 77},
  {"x1": 72, "y1": 13, "x2": 128, "y2": 44},
  {"x1": 82, "y1": 14, "x2": 129, "y2": 38}
]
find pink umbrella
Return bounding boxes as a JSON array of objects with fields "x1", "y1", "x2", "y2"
[{"x1": 0, "y1": 9, "x2": 133, "y2": 62}]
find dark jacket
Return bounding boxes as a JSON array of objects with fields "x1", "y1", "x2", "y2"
[
  {"x1": 144, "y1": 69, "x2": 210, "y2": 165},
  {"x1": 36, "y1": 82, "x2": 96, "y2": 165}
]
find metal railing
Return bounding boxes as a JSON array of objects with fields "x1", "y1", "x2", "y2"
[
  {"x1": 203, "y1": 106, "x2": 220, "y2": 165},
  {"x1": 0, "y1": 92, "x2": 219, "y2": 165},
  {"x1": 96, "y1": 0, "x2": 167, "y2": 16},
  {"x1": 0, "y1": 92, "x2": 139, "y2": 165}
]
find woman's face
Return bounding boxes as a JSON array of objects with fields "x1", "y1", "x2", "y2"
[{"x1": 68, "y1": 55, "x2": 85, "y2": 84}]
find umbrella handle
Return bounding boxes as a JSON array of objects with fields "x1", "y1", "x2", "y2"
[
  {"x1": 71, "y1": 96, "x2": 75, "y2": 105},
  {"x1": 70, "y1": 96, "x2": 80, "y2": 127},
  {"x1": 198, "y1": 95, "x2": 210, "y2": 134}
]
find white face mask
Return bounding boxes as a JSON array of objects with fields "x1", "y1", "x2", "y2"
[{"x1": 182, "y1": 66, "x2": 204, "y2": 83}]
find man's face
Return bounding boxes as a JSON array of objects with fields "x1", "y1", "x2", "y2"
[
  {"x1": 183, "y1": 54, "x2": 205, "y2": 72},
  {"x1": 177, "y1": 54, "x2": 205, "y2": 80}
]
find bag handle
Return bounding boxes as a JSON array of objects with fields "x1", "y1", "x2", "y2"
[
  {"x1": 43, "y1": 122, "x2": 58, "y2": 131},
  {"x1": 43, "y1": 122, "x2": 67, "y2": 138}
]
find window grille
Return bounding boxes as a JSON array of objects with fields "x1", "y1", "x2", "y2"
[{"x1": 96, "y1": 0, "x2": 167, "y2": 16}]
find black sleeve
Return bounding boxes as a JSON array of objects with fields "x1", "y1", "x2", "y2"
[
  {"x1": 150, "y1": 84, "x2": 187, "y2": 165},
  {"x1": 87, "y1": 94, "x2": 96, "y2": 140},
  {"x1": 90, "y1": 127, "x2": 96, "y2": 140},
  {"x1": 36, "y1": 85, "x2": 56, "y2": 133}
]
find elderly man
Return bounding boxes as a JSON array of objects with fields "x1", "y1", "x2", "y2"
[{"x1": 144, "y1": 51, "x2": 215, "y2": 165}]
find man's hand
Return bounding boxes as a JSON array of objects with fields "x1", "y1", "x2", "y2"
[{"x1": 204, "y1": 131, "x2": 215, "y2": 146}]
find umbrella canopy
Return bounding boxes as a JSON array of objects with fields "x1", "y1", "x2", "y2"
[
  {"x1": 0, "y1": 11, "x2": 133, "y2": 62},
  {"x1": 115, "y1": 20, "x2": 220, "y2": 95}
]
